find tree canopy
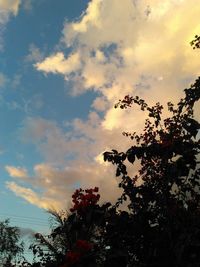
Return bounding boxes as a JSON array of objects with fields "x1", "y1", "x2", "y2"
[{"x1": 0, "y1": 219, "x2": 23, "y2": 267}]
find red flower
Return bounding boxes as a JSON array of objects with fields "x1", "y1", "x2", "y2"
[
  {"x1": 70, "y1": 187, "x2": 100, "y2": 215},
  {"x1": 161, "y1": 140, "x2": 173, "y2": 148},
  {"x1": 66, "y1": 251, "x2": 81, "y2": 265},
  {"x1": 76, "y1": 239, "x2": 93, "y2": 251},
  {"x1": 94, "y1": 187, "x2": 99, "y2": 192}
]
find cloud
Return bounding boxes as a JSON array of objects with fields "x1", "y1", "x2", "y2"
[
  {"x1": 62, "y1": 0, "x2": 140, "y2": 48},
  {"x1": 0, "y1": 0, "x2": 32, "y2": 50},
  {"x1": 11, "y1": 111, "x2": 138, "y2": 210},
  {"x1": 92, "y1": 96, "x2": 108, "y2": 111},
  {"x1": 70, "y1": 0, "x2": 102, "y2": 33},
  {"x1": 0, "y1": 73, "x2": 22, "y2": 91},
  {"x1": 5, "y1": 165, "x2": 28, "y2": 179},
  {"x1": 6, "y1": 181, "x2": 62, "y2": 210},
  {"x1": 35, "y1": 52, "x2": 81, "y2": 77},
  {"x1": 0, "y1": 0, "x2": 21, "y2": 50},
  {"x1": 36, "y1": 0, "x2": 200, "y2": 104},
  {"x1": 9, "y1": 113, "x2": 127, "y2": 209},
  {"x1": 21, "y1": 0, "x2": 32, "y2": 12},
  {"x1": 11, "y1": 74, "x2": 21, "y2": 88},
  {"x1": 0, "y1": 72, "x2": 8, "y2": 88},
  {"x1": 25, "y1": 44, "x2": 44, "y2": 63},
  {"x1": 10, "y1": 0, "x2": 200, "y2": 210},
  {"x1": 0, "y1": 0, "x2": 21, "y2": 15},
  {"x1": 20, "y1": 227, "x2": 35, "y2": 237},
  {"x1": 6, "y1": 161, "x2": 122, "y2": 210}
]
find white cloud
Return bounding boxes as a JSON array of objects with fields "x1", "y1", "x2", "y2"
[
  {"x1": 34, "y1": 52, "x2": 81, "y2": 77},
  {"x1": 71, "y1": 0, "x2": 102, "y2": 33},
  {"x1": 13, "y1": 0, "x2": 200, "y2": 210},
  {"x1": 36, "y1": 0, "x2": 200, "y2": 103},
  {"x1": 5, "y1": 165, "x2": 28, "y2": 178},
  {"x1": 63, "y1": 0, "x2": 141, "y2": 48}
]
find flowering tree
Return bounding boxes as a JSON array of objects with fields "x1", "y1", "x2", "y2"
[
  {"x1": 29, "y1": 75, "x2": 200, "y2": 267},
  {"x1": 28, "y1": 187, "x2": 113, "y2": 267},
  {"x1": 26, "y1": 37, "x2": 200, "y2": 267}
]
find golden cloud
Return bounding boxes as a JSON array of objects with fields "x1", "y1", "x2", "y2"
[{"x1": 5, "y1": 165, "x2": 28, "y2": 179}]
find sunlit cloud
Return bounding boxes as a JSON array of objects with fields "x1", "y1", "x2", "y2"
[
  {"x1": 6, "y1": 181, "x2": 62, "y2": 210},
  {"x1": 5, "y1": 165, "x2": 28, "y2": 179},
  {"x1": 35, "y1": 52, "x2": 81, "y2": 76},
  {"x1": 0, "y1": 0, "x2": 21, "y2": 15},
  {"x1": 8, "y1": 0, "x2": 200, "y2": 210},
  {"x1": 7, "y1": 161, "x2": 121, "y2": 210}
]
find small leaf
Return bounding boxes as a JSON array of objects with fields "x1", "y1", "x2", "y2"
[{"x1": 127, "y1": 153, "x2": 135, "y2": 164}]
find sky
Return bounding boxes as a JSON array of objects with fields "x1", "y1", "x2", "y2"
[{"x1": 0, "y1": 0, "x2": 200, "y2": 251}]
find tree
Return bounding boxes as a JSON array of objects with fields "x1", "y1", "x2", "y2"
[
  {"x1": 29, "y1": 188, "x2": 111, "y2": 267},
  {"x1": 0, "y1": 219, "x2": 24, "y2": 266},
  {"x1": 30, "y1": 75, "x2": 200, "y2": 266},
  {"x1": 103, "y1": 79, "x2": 200, "y2": 266},
  {"x1": 27, "y1": 37, "x2": 200, "y2": 267},
  {"x1": 190, "y1": 35, "x2": 200, "y2": 49}
]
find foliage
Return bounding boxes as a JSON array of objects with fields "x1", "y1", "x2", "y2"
[
  {"x1": 0, "y1": 219, "x2": 24, "y2": 267},
  {"x1": 190, "y1": 35, "x2": 200, "y2": 49},
  {"x1": 103, "y1": 77, "x2": 200, "y2": 266}
]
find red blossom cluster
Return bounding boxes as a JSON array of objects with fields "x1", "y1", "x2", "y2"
[
  {"x1": 61, "y1": 240, "x2": 93, "y2": 267},
  {"x1": 76, "y1": 239, "x2": 93, "y2": 252},
  {"x1": 65, "y1": 251, "x2": 81, "y2": 266},
  {"x1": 70, "y1": 187, "x2": 100, "y2": 214}
]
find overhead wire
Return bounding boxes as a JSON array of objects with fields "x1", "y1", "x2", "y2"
[
  {"x1": 0, "y1": 212, "x2": 48, "y2": 222},
  {"x1": 0, "y1": 213, "x2": 49, "y2": 227}
]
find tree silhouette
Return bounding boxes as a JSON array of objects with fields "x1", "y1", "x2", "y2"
[
  {"x1": 28, "y1": 188, "x2": 112, "y2": 267},
  {"x1": 26, "y1": 36, "x2": 200, "y2": 267},
  {"x1": 0, "y1": 219, "x2": 23, "y2": 267},
  {"x1": 28, "y1": 76, "x2": 200, "y2": 267},
  {"x1": 103, "y1": 78, "x2": 200, "y2": 266}
]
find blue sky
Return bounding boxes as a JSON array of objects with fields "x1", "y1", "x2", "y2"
[
  {"x1": 0, "y1": 0, "x2": 92, "y2": 232},
  {"x1": 0, "y1": 0, "x2": 200, "y2": 252}
]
